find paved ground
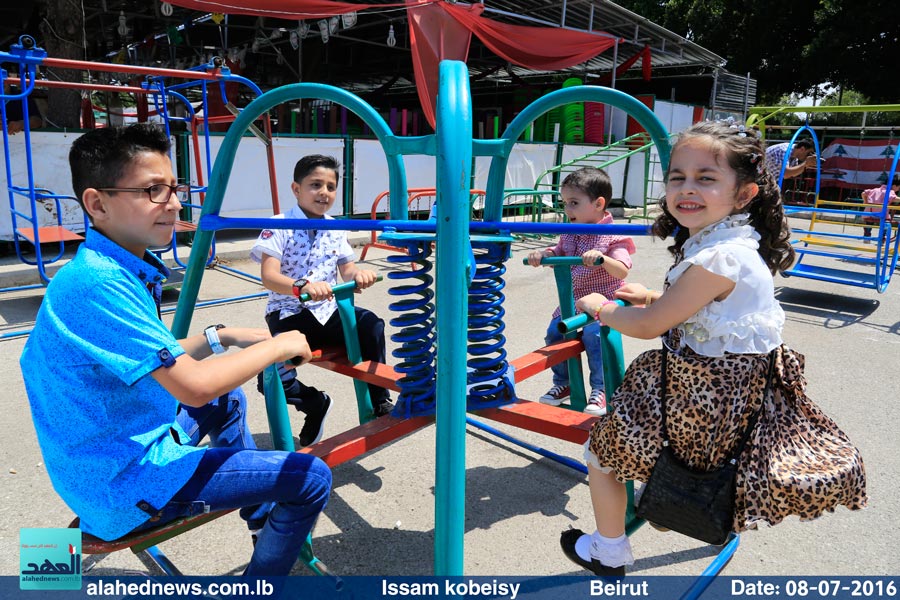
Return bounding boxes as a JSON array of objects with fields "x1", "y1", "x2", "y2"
[{"x1": 1, "y1": 220, "x2": 897, "y2": 577}]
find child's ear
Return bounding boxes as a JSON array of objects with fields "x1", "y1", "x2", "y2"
[
  {"x1": 737, "y1": 183, "x2": 759, "y2": 209},
  {"x1": 81, "y1": 188, "x2": 109, "y2": 222},
  {"x1": 596, "y1": 196, "x2": 608, "y2": 211},
  {"x1": 290, "y1": 181, "x2": 301, "y2": 197}
]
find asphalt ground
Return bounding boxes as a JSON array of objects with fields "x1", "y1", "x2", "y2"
[{"x1": 1, "y1": 220, "x2": 897, "y2": 578}]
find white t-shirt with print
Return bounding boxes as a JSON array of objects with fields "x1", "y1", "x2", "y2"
[{"x1": 250, "y1": 204, "x2": 355, "y2": 325}]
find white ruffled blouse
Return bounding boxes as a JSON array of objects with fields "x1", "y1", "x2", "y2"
[{"x1": 665, "y1": 214, "x2": 784, "y2": 357}]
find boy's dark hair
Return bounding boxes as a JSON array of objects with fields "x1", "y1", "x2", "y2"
[
  {"x1": 652, "y1": 121, "x2": 795, "y2": 275},
  {"x1": 891, "y1": 172, "x2": 900, "y2": 187},
  {"x1": 293, "y1": 154, "x2": 340, "y2": 184},
  {"x1": 69, "y1": 123, "x2": 171, "y2": 216},
  {"x1": 560, "y1": 166, "x2": 613, "y2": 208},
  {"x1": 793, "y1": 138, "x2": 814, "y2": 151}
]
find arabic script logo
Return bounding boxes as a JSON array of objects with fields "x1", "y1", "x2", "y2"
[{"x1": 19, "y1": 528, "x2": 82, "y2": 590}]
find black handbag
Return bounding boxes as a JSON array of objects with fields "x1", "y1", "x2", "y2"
[{"x1": 636, "y1": 349, "x2": 775, "y2": 545}]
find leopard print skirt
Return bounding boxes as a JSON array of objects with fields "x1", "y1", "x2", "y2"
[{"x1": 587, "y1": 340, "x2": 867, "y2": 531}]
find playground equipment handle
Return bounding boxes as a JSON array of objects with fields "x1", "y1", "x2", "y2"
[
  {"x1": 521, "y1": 256, "x2": 605, "y2": 266},
  {"x1": 296, "y1": 275, "x2": 384, "y2": 302},
  {"x1": 557, "y1": 299, "x2": 626, "y2": 334},
  {"x1": 289, "y1": 349, "x2": 322, "y2": 367}
]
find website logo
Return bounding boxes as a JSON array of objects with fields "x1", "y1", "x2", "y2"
[{"x1": 20, "y1": 528, "x2": 82, "y2": 590}]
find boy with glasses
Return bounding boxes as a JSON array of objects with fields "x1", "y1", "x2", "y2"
[{"x1": 20, "y1": 123, "x2": 331, "y2": 576}]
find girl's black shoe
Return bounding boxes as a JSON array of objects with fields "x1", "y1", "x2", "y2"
[{"x1": 559, "y1": 529, "x2": 626, "y2": 577}]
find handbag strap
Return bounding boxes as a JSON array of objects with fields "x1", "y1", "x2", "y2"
[{"x1": 659, "y1": 348, "x2": 776, "y2": 465}]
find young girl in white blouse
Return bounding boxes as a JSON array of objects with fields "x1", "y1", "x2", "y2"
[{"x1": 562, "y1": 121, "x2": 867, "y2": 576}]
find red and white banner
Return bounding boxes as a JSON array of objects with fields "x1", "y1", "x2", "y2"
[{"x1": 821, "y1": 138, "x2": 899, "y2": 189}]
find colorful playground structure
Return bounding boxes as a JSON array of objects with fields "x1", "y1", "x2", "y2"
[
  {"x1": 748, "y1": 104, "x2": 900, "y2": 292},
  {"x1": 158, "y1": 59, "x2": 743, "y2": 596},
  {"x1": 0, "y1": 36, "x2": 281, "y2": 339}
]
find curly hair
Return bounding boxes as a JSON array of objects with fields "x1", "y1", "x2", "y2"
[{"x1": 651, "y1": 121, "x2": 796, "y2": 274}]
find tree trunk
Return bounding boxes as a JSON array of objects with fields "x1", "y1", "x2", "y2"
[{"x1": 37, "y1": 0, "x2": 84, "y2": 128}]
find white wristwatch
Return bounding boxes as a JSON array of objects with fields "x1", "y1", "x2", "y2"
[{"x1": 204, "y1": 324, "x2": 226, "y2": 354}]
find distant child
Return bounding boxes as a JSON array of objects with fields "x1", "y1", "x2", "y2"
[
  {"x1": 861, "y1": 172, "x2": 900, "y2": 240},
  {"x1": 527, "y1": 167, "x2": 635, "y2": 415},
  {"x1": 562, "y1": 121, "x2": 866, "y2": 576},
  {"x1": 251, "y1": 154, "x2": 393, "y2": 447}
]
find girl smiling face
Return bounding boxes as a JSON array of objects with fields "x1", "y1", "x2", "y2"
[{"x1": 665, "y1": 136, "x2": 756, "y2": 236}]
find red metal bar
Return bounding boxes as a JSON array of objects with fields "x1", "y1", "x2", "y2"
[
  {"x1": 263, "y1": 113, "x2": 280, "y2": 214},
  {"x1": 474, "y1": 400, "x2": 597, "y2": 445},
  {"x1": 300, "y1": 414, "x2": 434, "y2": 468},
  {"x1": 509, "y1": 339, "x2": 584, "y2": 382},
  {"x1": 40, "y1": 57, "x2": 223, "y2": 81},
  {"x1": 6, "y1": 77, "x2": 149, "y2": 94}
]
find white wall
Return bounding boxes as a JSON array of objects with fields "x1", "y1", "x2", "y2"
[
  {"x1": 1, "y1": 131, "x2": 88, "y2": 239},
  {"x1": 472, "y1": 143, "x2": 558, "y2": 209},
  {"x1": 189, "y1": 134, "x2": 346, "y2": 217},
  {"x1": 351, "y1": 139, "x2": 436, "y2": 215}
]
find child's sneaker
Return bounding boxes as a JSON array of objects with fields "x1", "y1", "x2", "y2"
[
  {"x1": 539, "y1": 385, "x2": 570, "y2": 406},
  {"x1": 584, "y1": 389, "x2": 607, "y2": 415}
]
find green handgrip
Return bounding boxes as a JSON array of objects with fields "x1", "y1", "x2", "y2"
[
  {"x1": 298, "y1": 274, "x2": 384, "y2": 302},
  {"x1": 521, "y1": 256, "x2": 604, "y2": 266}
]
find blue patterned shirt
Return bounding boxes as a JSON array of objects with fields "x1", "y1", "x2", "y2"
[{"x1": 20, "y1": 229, "x2": 205, "y2": 540}]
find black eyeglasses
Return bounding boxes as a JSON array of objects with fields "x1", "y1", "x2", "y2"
[{"x1": 97, "y1": 183, "x2": 191, "y2": 204}]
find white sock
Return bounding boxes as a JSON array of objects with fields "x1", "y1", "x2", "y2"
[{"x1": 588, "y1": 531, "x2": 634, "y2": 568}]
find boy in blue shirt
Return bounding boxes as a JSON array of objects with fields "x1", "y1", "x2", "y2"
[{"x1": 20, "y1": 123, "x2": 331, "y2": 576}]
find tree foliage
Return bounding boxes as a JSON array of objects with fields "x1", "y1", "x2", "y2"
[{"x1": 614, "y1": 0, "x2": 899, "y2": 104}]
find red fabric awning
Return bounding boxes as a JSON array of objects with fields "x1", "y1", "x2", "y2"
[{"x1": 169, "y1": 0, "x2": 625, "y2": 128}]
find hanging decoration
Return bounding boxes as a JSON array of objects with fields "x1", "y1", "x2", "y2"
[
  {"x1": 386, "y1": 24, "x2": 396, "y2": 47},
  {"x1": 160, "y1": 2, "x2": 174, "y2": 17},
  {"x1": 298, "y1": 21, "x2": 310, "y2": 39},
  {"x1": 289, "y1": 29, "x2": 299, "y2": 50},
  {"x1": 341, "y1": 12, "x2": 357, "y2": 29},
  {"x1": 211, "y1": 13, "x2": 225, "y2": 24},
  {"x1": 328, "y1": 16, "x2": 340, "y2": 35},
  {"x1": 317, "y1": 19, "x2": 330, "y2": 43},
  {"x1": 117, "y1": 11, "x2": 128, "y2": 37}
]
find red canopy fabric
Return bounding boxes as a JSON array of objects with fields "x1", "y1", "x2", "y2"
[
  {"x1": 407, "y1": 4, "x2": 474, "y2": 129},
  {"x1": 169, "y1": 0, "x2": 626, "y2": 128},
  {"x1": 595, "y1": 46, "x2": 652, "y2": 86},
  {"x1": 441, "y1": 3, "x2": 618, "y2": 72}
]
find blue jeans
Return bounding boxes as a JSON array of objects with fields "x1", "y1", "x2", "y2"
[
  {"x1": 545, "y1": 316, "x2": 605, "y2": 392},
  {"x1": 133, "y1": 389, "x2": 332, "y2": 575}
]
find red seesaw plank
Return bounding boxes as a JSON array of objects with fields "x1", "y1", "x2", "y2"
[
  {"x1": 474, "y1": 399, "x2": 598, "y2": 445},
  {"x1": 300, "y1": 414, "x2": 434, "y2": 467},
  {"x1": 311, "y1": 347, "x2": 403, "y2": 393},
  {"x1": 509, "y1": 339, "x2": 585, "y2": 383},
  {"x1": 17, "y1": 226, "x2": 84, "y2": 243}
]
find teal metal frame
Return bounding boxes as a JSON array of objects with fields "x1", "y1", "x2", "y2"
[{"x1": 169, "y1": 61, "x2": 741, "y2": 589}]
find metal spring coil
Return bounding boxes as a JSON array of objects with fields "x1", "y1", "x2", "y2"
[
  {"x1": 386, "y1": 240, "x2": 437, "y2": 417},
  {"x1": 466, "y1": 242, "x2": 515, "y2": 408}
]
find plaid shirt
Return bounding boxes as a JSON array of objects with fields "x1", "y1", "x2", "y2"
[
  {"x1": 547, "y1": 213, "x2": 636, "y2": 318},
  {"x1": 764, "y1": 143, "x2": 798, "y2": 178}
]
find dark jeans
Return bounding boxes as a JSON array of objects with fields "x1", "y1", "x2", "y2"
[
  {"x1": 265, "y1": 307, "x2": 390, "y2": 409},
  {"x1": 130, "y1": 389, "x2": 332, "y2": 576}
]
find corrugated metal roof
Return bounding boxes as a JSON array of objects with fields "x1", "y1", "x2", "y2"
[
  {"x1": 1, "y1": 0, "x2": 732, "y2": 95},
  {"x1": 477, "y1": 0, "x2": 726, "y2": 79}
]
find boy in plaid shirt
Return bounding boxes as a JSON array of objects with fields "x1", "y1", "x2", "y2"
[{"x1": 527, "y1": 167, "x2": 635, "y2": 415}]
